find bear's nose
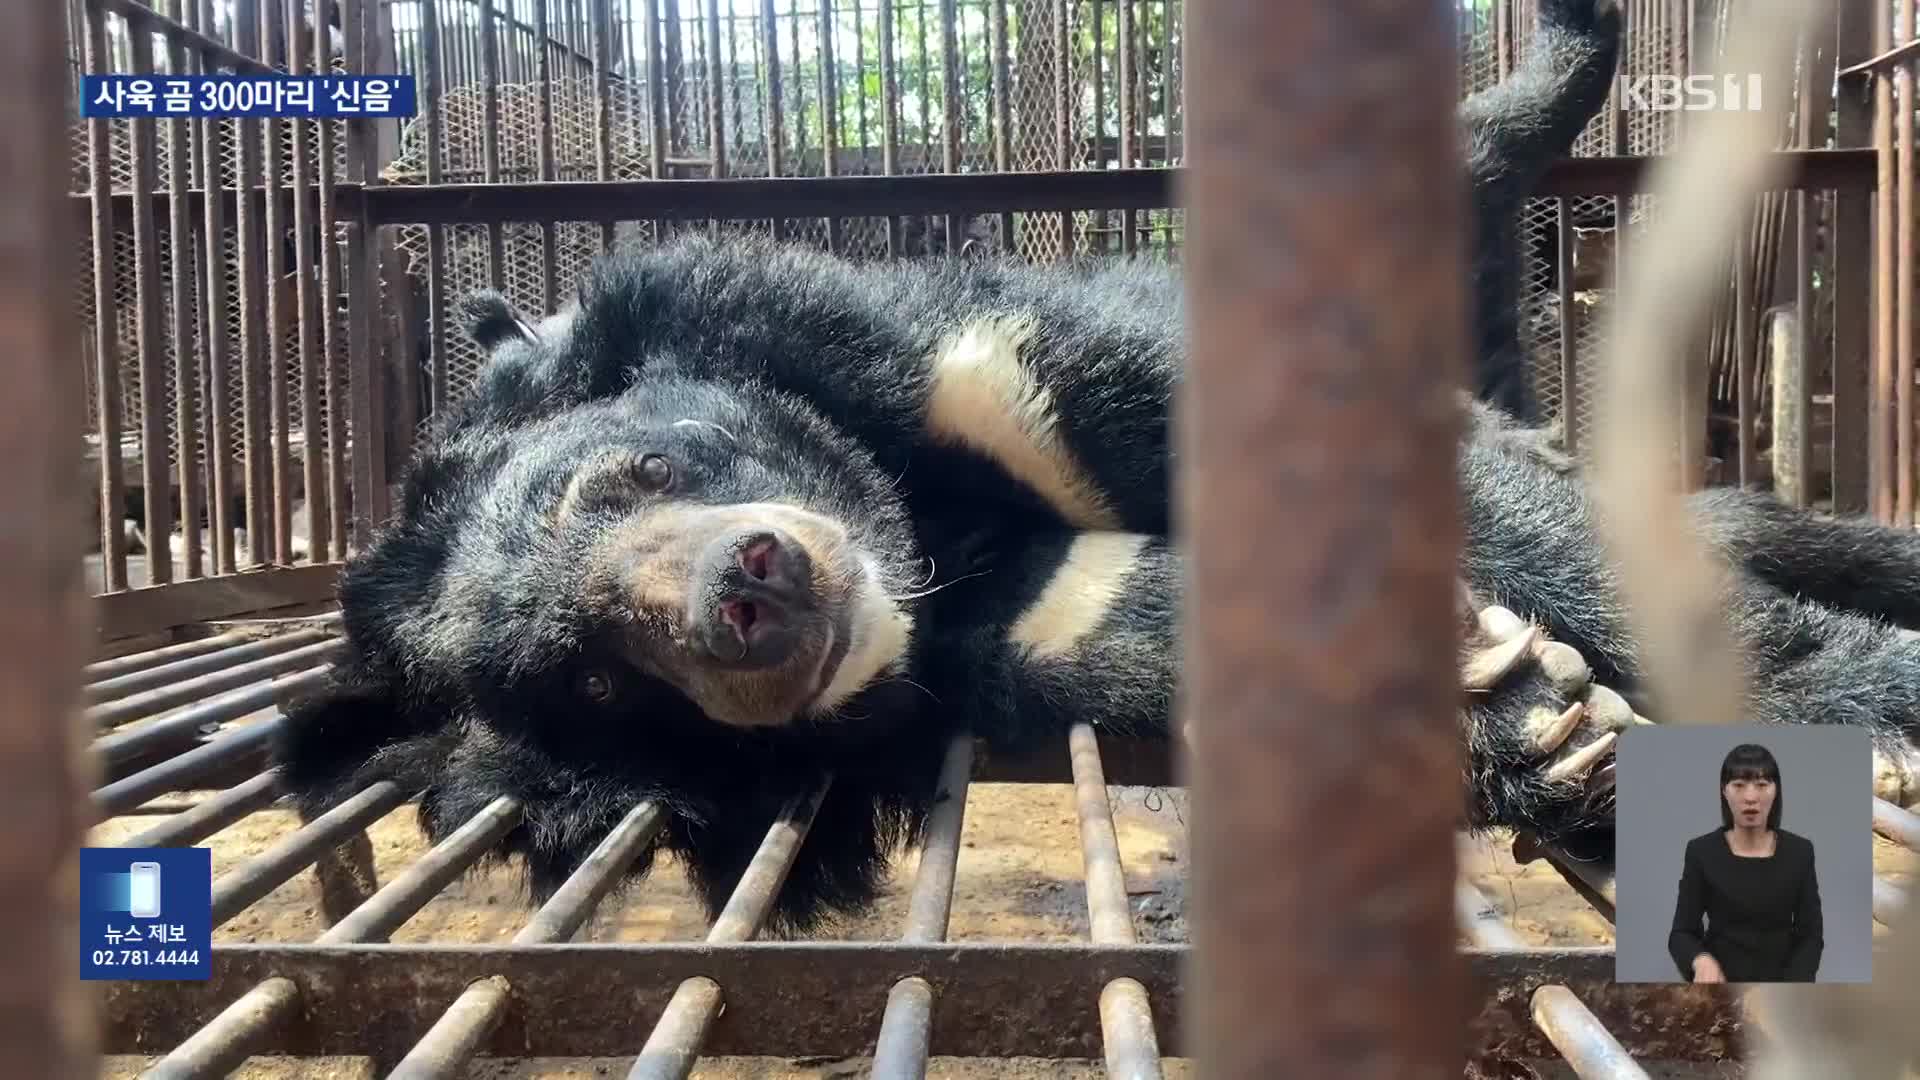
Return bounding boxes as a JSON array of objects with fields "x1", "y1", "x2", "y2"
[{"x1": 687, "y1": 527, "x2": 814, "y2": 668}]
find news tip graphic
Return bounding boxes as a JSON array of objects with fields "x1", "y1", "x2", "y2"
[
  {"x1": 79, "y1": 74, "x2": 417, "y2": 119},
  {"x1": 80, "y1": 846, "x2": 211, "y2": 982}
]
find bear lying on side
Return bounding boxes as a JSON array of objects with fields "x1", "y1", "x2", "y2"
[{"x1": 273, "y1": 0, "x2": 1920, "y2": 934}]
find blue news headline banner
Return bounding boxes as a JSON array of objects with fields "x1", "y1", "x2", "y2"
[
  {"x1": 79, "y1": 846, "x2": 212, "y2": 981},
  {"x1": 80, "y1": 74, "x2": 417, "y2": 118}
]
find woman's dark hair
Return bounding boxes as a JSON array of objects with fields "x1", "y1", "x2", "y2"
[{"x1": 1718, "y1": 742, "x2": 1783, "y2": 830}]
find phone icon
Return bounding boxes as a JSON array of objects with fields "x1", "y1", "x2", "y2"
[{"x1": 128, "y1": 861, "x2": 161, "y2": 919}]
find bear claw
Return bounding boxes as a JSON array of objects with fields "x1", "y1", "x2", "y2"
[
  {"x1": 1463, "y1": 624, "x2": 1542, "y2": 691},
  {"x1": 1460, "y1": 592, "x2": 1647, "y2": 804}
]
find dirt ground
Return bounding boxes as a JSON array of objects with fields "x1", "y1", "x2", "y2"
[{"x1": 89, "y1": 746, "x2": 1917, "y2": 1079}]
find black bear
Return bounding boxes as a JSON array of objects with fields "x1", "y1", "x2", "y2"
[{"x1": 271, "y1": 0, "x2": 1920, "y2": 936}]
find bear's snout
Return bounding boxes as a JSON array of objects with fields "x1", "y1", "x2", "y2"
[{"x1": 688, "y1": 525, "x2": 818, "y2": 669}]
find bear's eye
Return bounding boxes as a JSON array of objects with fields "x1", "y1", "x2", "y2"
[
  {"x1": 631, "y1": 453, "x2": 674, "y2": 494},
  {"x1": 577, "y1": 668, "x2": 616, "y2": 705}
]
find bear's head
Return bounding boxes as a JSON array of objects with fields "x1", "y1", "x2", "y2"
[{"x1": 271, "y1": 258, "x2": 947, "y2": 934}]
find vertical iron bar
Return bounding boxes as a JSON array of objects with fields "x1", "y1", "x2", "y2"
[
  {"x1": 164, "y1": 13, "x2": 205, "y2": 580},
  {"x1": 1874, "y1": 0, "x2": 1895, "y2": 521},
  {"x1": 234, "y1": 0, "x2": 269, "y2": 569},
  {"x1": 421, "y1": 0, "x2": 448, "y2": 414},
  {"x1": 316, "y1": 0, "x2": 349, "y2": 558},
  {"x1": 643, "y1": 0, "x2": 666, "y2": 249},
  {"x1": 537, "y1": 0, "x2": 560, "y2": 309},
  {"x1": 1898, "y1": 0, "x2": 1915, "y2": 526},
  {"x1": 1180, "y1": 0, "x2": 1468, "y2": 1075},
  {"x1": 1556, "y1": 197, "x2": 1579, "y2": 453},
  {"x1": 593, "y1": 0, "x2": 616, "y2": 249},
  {"x1": 879, "y1": 0, "x2": 899, "y2": 255},
  {"x1": 287, "y1": 0, "x2": 328, "y2": 565},
  {"x1": 1091, "y1": 0, "x2": 1106, "y2": 253},
  {"x1": 1055, "y1": 0, "x2": 1072, "y2": 257},
  {"x1": 817, "y1": 0, "x2": 841, "y2": 252},
  {"x1": 83, "y1": 2, "x2": 130, "y2": 591},
  {"x1": 990, "y1": 0, "x2": 1011, "y2": 247},
  {"x1": 198, "y1": 41, "x2": 235, "y2": 574},
  {"x1": 940, "y1": 0, "x2": 959, "y2": 252},
  {"x1": 1117, "y1": 0, "x2": 1135, "y2": 253},
  {"x1": 0, "y1": 3, "x2": 97, "y2": 1071},
  {"x1": 263, "y1": 0, "x2": 293, "y2": 563},
  {"x1": 1831, "y1": 0, "x2": 1873, "y2": 513},
  {"x1": 128, "y1": 23, "x2": 174, "y2": 586},
  {"x1": 760, "y1": 0, "x2": 783, "y2": 239},
  {"x1": 480, "y1": 0, "x2": 504, "y2": 285},
  {"x1": 343, "y1": 0, "x2": 386, "y2": 547}
]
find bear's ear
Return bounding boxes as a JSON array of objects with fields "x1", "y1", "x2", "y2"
[
  {"x1": 271, "y1": 664, "x2": 435, "y2": 815},
  {"x1": 456, "y1": 289, "x2": 541, "y2": 351}
]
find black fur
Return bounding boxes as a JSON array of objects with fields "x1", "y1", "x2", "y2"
[
  {"x1": 1461, "y1": 0, "x2": 1622, "y2": 422},
  {"x1": 271, "y1": 0, "x2": 1914, "y2": 934}
]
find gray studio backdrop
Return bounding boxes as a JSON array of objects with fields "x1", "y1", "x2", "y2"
[{"x1": 1612, "y1": 723, "x2": 1874, "y2": 984}]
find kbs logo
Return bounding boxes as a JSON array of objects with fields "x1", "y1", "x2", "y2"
[{"x1": 1617, "y1": 73, "x2": 1765, "y2": 112}]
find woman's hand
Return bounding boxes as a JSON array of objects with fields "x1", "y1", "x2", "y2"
[{"x1": 1691, "y1": 954, "x2": 1726, "y2": 984}]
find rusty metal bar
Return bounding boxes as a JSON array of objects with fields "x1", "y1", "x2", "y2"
[
  {"x1": 93, "y1": 718, "x2": 281, "y2": 815},
  {"x1": 815, "y1": 0, "x2": 840, "y2": 251},
  {"x1": 1843, "y1": 36, "x2": 1920, "y2": 77},
  {"x1": 760, "y1": 0, "x2": 783, "y2": 239},
  {"x1": 939, "y1": 0, "x2": 959, "y2": 251},
  {"x1": 286, "y1": 0, "x2": 328, "y2": 565},
  {"x1": 1067, "y1": 723, "x2": 1164, "y2": 1079},
  {"x1": 1901, "y1": 0, "x2": 1917, "y2": 526},
  {"x1": 127, "y1": 25, "x2": 174, "y2": 586},
  {"x1": 626, "y1": 778, "x2": 833, "y2": 1080},
  {"x1": 989, "y1": 0, "x2": 1011, "y2": 245},
  {"x1": 90, "y1": 665, "x2": 333, "y2": 769},
  {"x1": 386, "y1": 800, "x2": 667, "y2": 1079},
  {"x1": 1831, "y1": 0, "x2": 1873, "y2": 514},
  {"x1": 641, "y1": 0, "x2": 665, "y2": 252},
  {"x1": 1556, "y1": 197, "x2": 1580, "y2": 452},
  {"x1": 1456, "y1": 880, "x2": 1650, "y2": 1080},
  {"x1": 315, "y1": 0, "x2": 348, "y2": 560},
  {"x1": 594, "y1": 0, "x2": 617, "y2": 248},
  {"x1": 1118, "y1": 0, "x2": 1137, "y2": 254},
  {"x1": 209, "y1": 780, "x2": 408, "y2": 926},
  {"x1": 163, "y1": 21, "x2": 205, "y2": 581},
  {"x1": 1735, "y1": 227, "x2": 1756, "y2": 485},
  {"x1": 262, "y1": 0, "x2": 293, "y2": 563},
  {"x1": 86, "y1": 627, "x2": 336, "y2": 704},
  {"x1": 876, "y1": 0, "x2": 898, "y2": 255},
  {"x1": 0, "y1": 0, "x2": 97, "y2": 1070},
  {"x1": 1055, "y1": 0, "x2": 1072, "y2": 255},
  {"x1": 123, "y1": 771, "x2": 282, "y2": 848},
  {"x1": 1876, "y1": 0, "x2": 1899, "y2": 520},
  {"x1": 140, "y1": 796, "x2": 525, "y2": 1080},
  {"x1": 347, "y1": 150, "x2": 1879, "y2": 227},
  {"x1": 97, "y1": 0, "x2": 274, "y2": 74},
  {"x1": 102, "y1": 942, "x2": 1796, "y2": 1063},
  {"x1": 869, "y1": 736, "x2": 974, "y2": 1079},
  {"x1": 420, "y1": 0, "x2": 448, "y2": 415},
  {"x1": 83, "y1": 0, "x2": 130, "y2": 592},
  {"x1": 86, "y1": 636, "x2": 343, "y2": 730},
  {"x1": 1179, "y1": 0, "x2": 1467, "y2": 1076},
  {"x1": 481, "y1": 0, "x2": 505, "y2": 285},
  {"x1": 341, "y1": 0, "x2": 385, "y2": 549},
  {"x1": 234, "y1": 0, "x2": 269, "y2": 568},
  {"x1": 86, "y1": 630, "x2": 265, "y2": 682},
  {"x1": 198, "y1": 41, "x2": 236, "y2": 574}
]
